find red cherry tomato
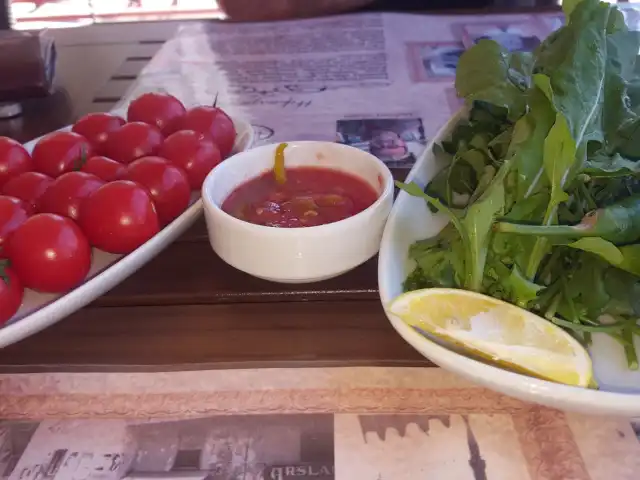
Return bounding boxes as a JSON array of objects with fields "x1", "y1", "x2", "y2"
[
  {"x1": 159, "y1": 130, "x2": 222, "y2": 190},
  {"x1": 32, "y1": 131, "x2": 94, "y2": 178},
  {"x1": 0, "y1": 137, "x2": 33, "y2": 189},
  {"x1": 127, "y1": 92, "x2": 186, "y2": 136},
  {"x1": 122, "y1": 156, "x2": 190, "y2": 225},
  {"x1": 0, "y1": 266, "x2": 24, "y2": 325},
  {"x1": 178, "y1": 106, "x2": 236, "y2": 158},
  {"x1": 103, "y1": 122, "x2": 163, "y2": 164},
  {"x1": 6, "y1": 213, "x2": 92, "y2": 293},
  {"x1": 72, "y1": 113, "x2": 125, "y2": 152},
  {"x1": 38, "y1": 171, "x2": 105, "y2": 222},
  {"x1": 79, "y1": 180, "x2": 159, "y2": 254},
  {"x1": 80, "y1": 155, "x2": 125, "y2": 182},
  {"x1": 0, "y1": 196, "x2": 29, "y2": 258},
  {"x1": 2, "y1": 172, "x2": 53, "y2": 214}
]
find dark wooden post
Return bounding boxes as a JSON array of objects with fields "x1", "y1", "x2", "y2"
[{"x1": 0, "y1": 0, "x2": 11, "y2": 30}]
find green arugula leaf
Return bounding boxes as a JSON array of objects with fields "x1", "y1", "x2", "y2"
[
  {"x1": 488, "y1": 127, "x2": 513, "y2": 160},
  {"x1": 569, "y1": 244, "x2": 640, "y2": 277},
  {"x1": 396, "y1": 181, "x2": 468, "y2": 247},
  {"x1": 564, "y1": 256, "x2": 611, "y2": 317},
  {"x1": 599, "y1": 30, "x2": 640, "y2": 159},
  {"x1": 607, "y1": 244, "x2": 640, "y2": 276},
  {"x1": 533, "y1": 74, "x2": 581, "y2": 207},
  {"x1": 459, "y1": 149, "x2": 487, "y2": 178},
  {"x1": 461, "y1": 160, "x2": 510, "y2": 291},
  {"x1": 507, "y1": 264, "x2": 544, "y2": 307},
  {"x1": 562, "y1": 0, "x2": 582, "y2": 17},
  {"x1": 521, "y1": 75, "x2": 578, "y2": 279},
  {"x1": 606, "y1": 7, "x2": 627, "y2": 34},
  {"x1": 408, "y1": 227, "x2": 466, "y2": 289},
  {"x1": 583, "y1": 151, "x2": 640, "y2": 177},
  {"x1": 448, "y1": 151, "x2": 485, "y2": 200},
  {"x1": 425, "y1": 166, "x2": 455, "y2": 209},
  {"x1": 603, "y1": 267, "x2": 640, "y2": 317},
  {"x1": 403, "y1": 265, "x2": 429, "y2": 292},
  {"x1": 627, "y1": 78, "x2": 640, "y2": 111},
  {"x1": 568, "y1": 237, "x2": 624, "y2": 264},
  {"x1": 507, "y1": 88, "x2": 556, "y2": 198},
  {"x1": 542, "y1": 111, "x2": 576, "y2": 208},
  {"x1": 469, "y1": 100, "x2": 510, "y2": 127},
  {"x1": 468, "y1": 165, "x2": 496, "y2": 204},
  {"x1": 534, "y1": 0, "x2": 611, "y2": 147},
  {"x1": 455, "y1": 40, "x2": 531, "y2": 121},
  {"x1": 397, "y1": 181, "x2": 471, "y2": 285},
  {"x1": 615, "y1": 115, "x2": 640, "y2": 159},
  {"x1": 503, "y1": 192, "x2": 549, "y2": 221}
]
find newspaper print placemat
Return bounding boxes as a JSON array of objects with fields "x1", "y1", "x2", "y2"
[
  {"x1": 0, "y1": 367, "x2": 639, "y2": 479},
  {"x1": 109, "y1": 6, "x2": 640, "y2": 171}
]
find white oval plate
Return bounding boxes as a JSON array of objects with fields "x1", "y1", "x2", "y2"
[
  {"x1": 0, "y1": 117, "x2": 254, "y2": 348},
  {"x1": 378, "y1": 111, "x2": 640, "y2": 416}
]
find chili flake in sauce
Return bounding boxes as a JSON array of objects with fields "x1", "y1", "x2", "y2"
[{"x1": 221, "y1": 166, "x2": 378, "y2": 228}]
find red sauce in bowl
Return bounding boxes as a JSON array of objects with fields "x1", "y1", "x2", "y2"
[{"x1": 221, "y1": 166, "x2": 379, "y2": 228}]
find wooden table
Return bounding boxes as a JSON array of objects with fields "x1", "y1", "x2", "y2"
[
  {"x1": 0, "y1": 1, "x2": 567, "y2": 370},
  {"x1": 0, "y1": 20, "x2": 429, "y2": 371}
]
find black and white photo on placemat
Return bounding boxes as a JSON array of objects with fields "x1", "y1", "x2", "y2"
[
  {"x1": 124, "y1": 414, "x2": 335, "y2": 479},
  {"x1": 336, "y1": 117, "x2": 426, "y2": 168},
  {"x1": 405, "y1": 42, "x2": 465, "y2": 82},
  {"x1": 461, "y1": 22, "x2": 542, "y2": 52},
  {"x1": 0, "y1": 421, "x2": 40, "y2": 480}
]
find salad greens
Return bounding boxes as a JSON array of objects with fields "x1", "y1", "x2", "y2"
[{"x1": 397, "y1": 0, "x2": 640, "y2": 369}]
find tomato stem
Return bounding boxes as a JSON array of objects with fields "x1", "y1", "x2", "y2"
[
  {"x1": 75, "y1": 147, "x2": 89, "y2": 171},
  {"x1": 0, "y1": 260, "x2": 11, "y2": 286}
]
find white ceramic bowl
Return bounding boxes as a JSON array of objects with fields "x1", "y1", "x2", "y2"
[
  {"x1": 378, "y1": 110, "x2": 640, "y2": 416},
  {"x1": 202, "y1": 141, "x2": 394, "y2": 283}
]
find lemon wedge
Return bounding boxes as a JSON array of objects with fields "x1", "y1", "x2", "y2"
[{"x1": 388, "y1": 288, "x2": 593, "y2": 387}]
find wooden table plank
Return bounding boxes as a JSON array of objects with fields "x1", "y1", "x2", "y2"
[
  {"x1": 0, "y1": 301, "x2": 430, "y2": 369},
  {"x1": 98, "y1": 236, "x2": 379, "y2": 306}
]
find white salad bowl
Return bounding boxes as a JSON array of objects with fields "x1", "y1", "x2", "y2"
[
  {"x1": 378, "y1": 111, "x2": 640, "y2": 416},
  {"x1": 202, "y1": 141, "x2": 394, "y2": 283}
]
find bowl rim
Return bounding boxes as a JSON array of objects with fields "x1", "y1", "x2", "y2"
[
  {"x1": 377, "y1": 108, "x2": 640, "y2": 415},
  {"x1": 201, "y1": 140, "x2": 395, "y2": 235}
]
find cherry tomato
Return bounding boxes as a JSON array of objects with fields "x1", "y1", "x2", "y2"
[
  {"x1": 178, "y1": 105, "x2": 236, "y2": 158},
  {"x1": 0, "y1": 265, "x2": 23, "y2": 325},
  {"x1": 159, "y1": 130, "x2": 222, "y2": 190},
  {"x1": 6, "y1": 213, "x2": 92, "y2": 293},
  {"x1": 0, "y1": 196, "x2": 29, "y2": 258},
  {"x1": 38, "y1": 171, "x2": 105, "y2": 222},
  {"x1": 32, "y1": 131, "x2": 94, "y2": 178},
  {"x1": 103, "y1": 122, "x2": 163, "y2": 164},
  {"x1": 127, "y1": 92, "x2": 186, "y2": 136},
  {"x1": 72, "y1": 112, "x2": 125, "y2": 152},
  {"x1": 0, "y1": 137, "x2": 33, "y2": 189},
  {"x1": 80, "y1": 155, "x2": 125, "y2": 182},
  {"x1": 2, "y1": 172, "x2": 53, "y2": 214},
  {"x1": 122, "y1": 156, "x2": 190, "y2": 225},
  {"x1": 79, "y1": 180, "x2": 159, "y2": 254}
]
